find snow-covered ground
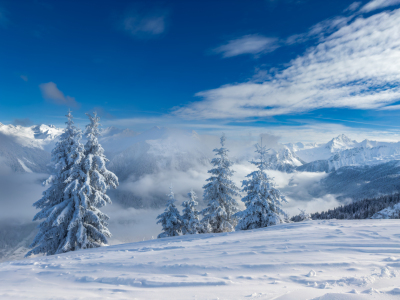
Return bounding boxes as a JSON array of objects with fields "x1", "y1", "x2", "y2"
[{"x1": 1, "y1": 220, "x2": 399, "y2": 300}]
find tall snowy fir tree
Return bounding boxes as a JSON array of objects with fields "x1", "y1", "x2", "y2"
[
  {"x1": 201, "y1": 134, "x2": 240, "y2": 233},
  {"x1": 156, "y1": 186, "x2": 183, "y2": 238},
  {"x1": 181, "y1": 190, "x2": 201, "y2": 235},
  {"x1": 27, "y1": 110, "x2": 85, "y2": 256},
  {"x1": 235, "y1": 142, "x2": 287, "y2": 231},
  {"x1": 26, "y1": 111, "x2": 118, "y2": 257},
  {"x1": 79, "y1": 112, "x2": 119, "y2": 249}
]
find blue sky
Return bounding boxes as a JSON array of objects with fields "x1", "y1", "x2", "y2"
[{"x1": 1, "y1": 0, "x2": 400, "y2": 142}]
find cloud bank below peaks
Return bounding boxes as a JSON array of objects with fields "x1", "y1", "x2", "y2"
[{"x1": 175, "y1": 7, "x2": 400, "y2": 120}]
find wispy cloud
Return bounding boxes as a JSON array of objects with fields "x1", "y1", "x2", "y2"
[
  {"x1": 360, "y1": 0, "x2": 400, "y2": 13},
  {"x1": 286, "y1": 15, "x2": 353, "y2": 45},
  {"x1": 344, "y1": 2, "x2": 362, "y2": 12},
  {"x1": 39, "y1": 82, "x2": 79, "y2": 108},
  {"x1": 213, "y1": 34, "x2": 279, "y2": 58},
  {"x1": 20, "y1": 75, "x2": 28, "y2": 82},
  {"x1": 379, "y1": 104, "x2": 400, "y2": 110},
  {"x1": 174, "y1": 8, "x2": 400, "y2": 120},
  {"x1": 122, "y1": 10, "x2": 167, "y2": 38}
]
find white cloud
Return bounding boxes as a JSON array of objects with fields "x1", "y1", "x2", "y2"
[
  {"x1": 360, "y1": 0, "x2": 400, "y2": 12},
  {"x1": 123, "y1": 14, "x2": 165, "y2": 37},
  {"x1": 213, "y1": 34, "x2": 279, "y2": 58},
  {"x1": 379, "y1": 104, "x2": 400, "y2": 110},
  {"x1": 174, "y1": 9, "x2": 400, "y2": 119},
  {"x1": 39, "y1": 82, "x2": 79, "y2": 107}
]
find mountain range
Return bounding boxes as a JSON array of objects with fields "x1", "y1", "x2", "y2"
[{"x1": 2, "y1": 121, "x2": 400, "y2": 202}]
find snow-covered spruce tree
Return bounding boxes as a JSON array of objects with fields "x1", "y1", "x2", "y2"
[
  {"x1": 27, "y1": 110, "x2": 86, "y2": 256},
  {"x1": 181, "y1": 189, "x2": 201, "y2": 235},
  {"x1": 26, "y1": 111, "x2": 118, "y2": 257},
  {"x1": 201, "y1": 134, "x2": 240, "y2": 233},
  {"x1": 79, "y1": 112, "x2": 119, "y2": 248},
  {"x1": 235, "y1": 142, "x2": 287, "y2": 231},
  {"x1": 156, "y1": 186, "x2": 183, "y2": 238},
  {"x1": 199, "y1": 219, "x2": 213, "y2": 234}
]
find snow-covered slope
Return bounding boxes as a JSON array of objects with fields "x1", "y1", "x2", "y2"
[
  {"x1": 0, "y1": 123, "x2": 63, "y2": 173},
  {"x1": 372, "y1": 203, "x2": 400, "y2": 219},
  {"x1": 1, "y1": 220, "x2": 400, "y2": 299},
  {"x1": 316, "y1": 160, "x2": 400, "y2": 200},
  {"x1": 0, "y1": 123, "x2": 63, "y2": 150},
  {"x1": 0, "y1": 132, "x2": 51, "y2": 173}
]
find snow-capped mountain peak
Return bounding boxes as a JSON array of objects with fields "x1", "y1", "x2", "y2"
[
  {"x1": 325, "y1": 134, "x2": 357, "y2": 151},
  {"x1": 268, "y1": 147, "x2": 305, "y2": 172},
  {"x1": 31, "y1": 124, "x2": 63, "y2": 141},
  {"x1": 357, "y1": 139, "x2": 380, "y2": 149}
]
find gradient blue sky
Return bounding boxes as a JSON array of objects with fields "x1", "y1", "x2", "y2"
[{"x1": 1, "y1": 0, "x2": 400, "y2": 142}]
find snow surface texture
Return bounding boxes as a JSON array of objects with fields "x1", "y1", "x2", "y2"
[{"x1": 1, "y1": 220, "x2": 400, "y2": 299}]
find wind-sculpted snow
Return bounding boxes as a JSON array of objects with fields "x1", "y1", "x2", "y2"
[{"x1": 0, "y1": 220, "x2": 400, "y2": 299}]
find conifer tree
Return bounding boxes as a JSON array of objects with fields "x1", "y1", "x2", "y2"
[
  {"x1": 235, "y1": 142, "x2": 287, "y2": 230},
  {"x1": 200, "y1": 220, "x2": 213, "y2": 234},
  {"x1": 79, "y1": 112, "x2": 119, "y2": 248},
  {"x1": 201, "y1": 134, "x2": 240, "y2": 233},
  {"x1": 27, "y1": 111, "x2": 118, "y2": 257},
  {"x1": 297, "y1": 209, "x2": 311, "y2": 221},
  {"x1": 27, "y1": 110, "x2": 86, "y2": 256},
  {"x1": 156, "y1": 186, "x2": 182, "y2": 238},
  {"x1": 181, "y1": 189, "x2": 201, "y2": 235}
]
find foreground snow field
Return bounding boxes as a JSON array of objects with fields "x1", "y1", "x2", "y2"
[{"x1": 1, "y1": 220, "x2": 400, "y2": 300}]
